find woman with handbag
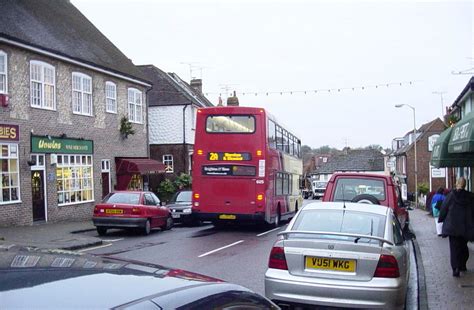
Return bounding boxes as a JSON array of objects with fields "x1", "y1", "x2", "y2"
[
  {"x1": 438, "y1": 177, "x2": 474, "y2": 277},
  {"x1": 431, "y1": 187, "x2": 446, "y2": 236}
]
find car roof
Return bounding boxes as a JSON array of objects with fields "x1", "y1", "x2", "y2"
[
  {"x1": 302, "y1": 202, "x2": 390, "y2": 216},
  {"x1": 330, "y1": 172, "x2": 392, "y2": 181}
]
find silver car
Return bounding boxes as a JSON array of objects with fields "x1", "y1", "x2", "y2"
[{"x1": 265, "y1": 202, "x2": 410, "y2": 309}]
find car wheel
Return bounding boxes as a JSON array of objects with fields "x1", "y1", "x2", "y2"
[
  {"x1": 143, "y1": 219, "x2": 151, "y2": 235},
  {"x1": 96, "y1": 227, "x2": 107, "y2": 236},
  {"x1": 351, "y1": 194, "x2": 380, "y2": 205},
  {"x1": 163, "y1": 216, "x2": 174, "y2": 230}
]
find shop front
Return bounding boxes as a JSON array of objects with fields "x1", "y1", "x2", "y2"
[
  {"x1": 0, "y1": 124, "x2": 20, "y2": 207},
  {"x1": 431, "y1": 112, "x2": 474, "y2": 190},
  {"x1": 30, "y1": 135, "x2": 94, "y2": 221},
  {"x1": 115, "y1": 157, "x2": 165, "y2": 191}
]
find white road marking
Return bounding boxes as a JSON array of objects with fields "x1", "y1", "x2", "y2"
[
  {"x1": 257, "y1": 227, "x2": 283, "y2": 237},
  {"x1": 101, "y1": 238, "x2": 124, "y2": 242},
  {"x1": 198, "y1": 240, "x2": 244, "y2": 258},
  {"x1": 77, "y1": 243, "x2": 113, "y2": 253}
]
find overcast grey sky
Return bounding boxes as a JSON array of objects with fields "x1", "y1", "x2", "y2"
[{"x1": 74, "y1": 0, "x2": 472, "y2": 149}]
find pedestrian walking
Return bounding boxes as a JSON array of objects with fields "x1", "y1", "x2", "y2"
[
  {"x1": 431, "y1": 187, "x2": 446, "y2": 236},
  {"x1": 438, "y1": 177, "x2": 474, "y2": 277}
]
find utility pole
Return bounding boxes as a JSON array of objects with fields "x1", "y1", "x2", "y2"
[{"x1": 432, "y1": 91, "x2": 447, "y2": 120}]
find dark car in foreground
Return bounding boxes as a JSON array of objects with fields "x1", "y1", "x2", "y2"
[
  {"x1": 265, "y1": 202, "x2": 410, "y2": 309},
  {"x1": 92, "y1": 191, "x2": 173, "y2": 236},
  {"x1": 166, "y1": 190, "x2": 201, "y2": 226},
  {"x1": 0, "y1": 245, "x2": 278, "y2": 309}
]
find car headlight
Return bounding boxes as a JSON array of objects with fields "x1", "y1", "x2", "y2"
[{"x1": 183, "y1": 208, "x2": 192, "y2": 214}]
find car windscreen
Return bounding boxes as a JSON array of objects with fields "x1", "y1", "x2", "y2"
[
  {"x1": 104, "y1": 193, "x2": 140, "y2": 205},
  {"x1": 291, "y1": 209, "x2": 386, "y2": 243},
  {"x1": 333, "y1": 178, "x2": 386, "y2": 201},
  {"x1": 206, "y1": 115, "x2": 255, "y2": 133},
  {"x1": 314, "y1": 182, "x2": 327, "y2": 188},
  {"x1": 170, "y1": 191, "x2": 192, "y2": 203}
]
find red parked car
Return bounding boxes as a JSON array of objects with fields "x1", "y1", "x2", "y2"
[
  {"x1": 93, "y1": 191, "x2": 173, "y2": 236},
  {"x1": 322, "y1": 173, "x2": 410, "y2": 230}
]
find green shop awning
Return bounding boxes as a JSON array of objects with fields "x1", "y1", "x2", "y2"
[
  {"x1": 431, "y1": 127, "x2": 474, "y2": 168},
  {"x1": 448, "y1": 111, "x2": 474, "y2": 153}
]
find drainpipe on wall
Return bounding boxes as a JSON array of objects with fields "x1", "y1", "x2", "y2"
[
  {"x1": 145, "y1": 85, "x2": 153, "y2": 158},
  {"x1": 183, "y1": 104, "x2": 191, "y2": 174}
]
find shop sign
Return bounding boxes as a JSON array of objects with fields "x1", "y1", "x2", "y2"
[
  {"x1": 0, "y1": 124, "x2": 19, "y2": 142},
  {"x1": 431, "y1": 168, "x2": 446, "y2": 178},
  {"x1": 31, "y1": 136, "x2": 93, "y2": 154}
]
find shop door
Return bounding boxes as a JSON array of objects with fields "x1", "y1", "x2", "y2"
[
  {"x1": 32, "y1": 170, "x2": 45, "y2": 222},
  {"x1": 102, "y1": 172, "x2": 110, "y2": 198},
  {"x1": 101, "y1": 159, "x2": 111, "y2": 198}
]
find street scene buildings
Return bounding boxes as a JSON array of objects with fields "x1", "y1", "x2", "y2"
[{"x1": 0, "y1": 1, "x2": 473, "y2": 309}]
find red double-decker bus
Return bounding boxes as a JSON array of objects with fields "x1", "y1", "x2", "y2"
[{"x1": 192, "y1": 106, "x2": 303, "y2": 226}]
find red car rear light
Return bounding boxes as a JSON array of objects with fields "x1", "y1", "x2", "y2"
[
  {"x1": 268, "y1": 246, "x2": 288, "y2": 270},
  {"x1": 132, "y1": 208, "x2": 142, "y2": 215},
  {"x1": 93, "y1": 207, "x2": 99, "y2": 214},
  {"x1": 374, "y1": 254, "x2": 400, "y2": 278}
]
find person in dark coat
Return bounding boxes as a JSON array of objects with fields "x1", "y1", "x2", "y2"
[{"x1": 438, "y1": 177, "x2": 474, "y2": 277}]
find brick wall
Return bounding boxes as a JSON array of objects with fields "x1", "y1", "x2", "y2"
[
  {"x1": 148, "y1": 144, "x2": 192, "y2": 192},
  {"x1": 0, "y1": 44, "x2": 148, "y2": 226},
  {"x1": 405, "y1": 119, "x2": 452, "y2": 194}
]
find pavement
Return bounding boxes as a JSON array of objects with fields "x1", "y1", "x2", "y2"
[
  {"x1": 0, "y1": 220, "x2": 101, "y2": 250},
  {"x1": 0, "y1": 209, "x2": 473, "y2": 309},
  {"x1": 409, "y1": 207, "x2": 474, "y2": 310}
]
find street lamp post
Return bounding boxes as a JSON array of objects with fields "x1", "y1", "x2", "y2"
[{"x1": 395, "y1": 104, "x2": 418, "y2": 208}]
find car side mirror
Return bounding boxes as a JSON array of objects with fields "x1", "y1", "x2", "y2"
[{"x1": 159, "y1": 201, "x2": 165, "y2": 206}]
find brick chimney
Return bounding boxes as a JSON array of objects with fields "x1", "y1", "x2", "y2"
[
  {"x1": 190, "y1": 79, "x2": 202, "y2": 93},
  {"x1": 227, "y1": 91, "x2": 239, "y2": 106}
]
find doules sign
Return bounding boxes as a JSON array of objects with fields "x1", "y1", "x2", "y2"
[{"x1": 31, "y1": 136, "x2": 93, "y2": 154}]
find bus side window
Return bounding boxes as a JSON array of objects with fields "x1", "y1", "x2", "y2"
[{"x1": 268, "y1": 120, "x2": 276, "y2": 149}]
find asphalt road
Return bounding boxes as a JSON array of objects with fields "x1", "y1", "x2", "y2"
[{"x1": 77, "y1": 198, "x2": 418, "y2": 308}]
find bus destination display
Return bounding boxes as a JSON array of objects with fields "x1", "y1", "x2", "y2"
[
  {"x1": 202, "y1": 165, "x2": 256, "y2": 176},
  {"x1": 208, "y1": 152, "x2": 252, "y2": 161}
]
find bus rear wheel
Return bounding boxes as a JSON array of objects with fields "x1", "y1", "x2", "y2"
[{"x1": 274, "y1": 205, "x2": 281, "y2": 227}]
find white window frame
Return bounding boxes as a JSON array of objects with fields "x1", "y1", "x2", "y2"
[
  {"x1": 105, "y1": 81, "x2": 117, "y2": 113},
  {"x1": 0, "y1": 143, "x2": 21, "y2": 204},
  {"x1": 128, "y1": 88, "x2": 143, "y2": 123},
  {"x1": 163, "y1": 154, "x2": 174, "y2": 173},
  {"x1": 0, "y1": 50, "x2": 7, "y2": 94},
  {"x1": 56, "y1": 154, "x2": 94, "y2": 206},
  {"x1": 72, "y1": 72, "x2": 93, "y2": 116},
  {"x1": 30, "y1": 60, "x2": 56, "y2": 110}
]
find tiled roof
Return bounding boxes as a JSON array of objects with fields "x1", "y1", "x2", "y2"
[
  {"x1": 138, "y1": 65, "x2": 213, "y2": 107},
  {"x1": 393, "y1": 118, "x2": 444, "y2": 155},
  {"x1": 0, "y1": 0, "x2": 148, "y2": 83},
  {"x1": 314, "y1": 149, "x2": 385, "y2": 174}
]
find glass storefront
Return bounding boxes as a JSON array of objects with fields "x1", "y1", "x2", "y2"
[
  {"x1": 56, "y1": 154, "x2": 94, "y2": 205},
  {"x1": 0, "y1": 144, "x2": 20, "y2": 203}
]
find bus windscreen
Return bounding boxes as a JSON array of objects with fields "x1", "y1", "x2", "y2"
[{"x1": 206, "y1": 115, "x2": 255, "y2": 133}]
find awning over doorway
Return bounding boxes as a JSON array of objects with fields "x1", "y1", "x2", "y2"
[
  {"x1": 431, "y1": 127, "x2": 474, "y2": 168},
  {"x1": 448, "y1": 111, "x2": 474, "y2": 153},
  {"x1": 116, "y1": 158, "x2": 166, "y2": 175}
]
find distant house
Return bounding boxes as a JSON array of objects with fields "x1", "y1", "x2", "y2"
[
  {"x1": 393, "y1": 118, "x2": 450, "y2": 194},
  {"x1": 312, "y1": 148, "x2": 385, "y2": 181},
  {"x1": 0, "y1": 0, "x2": 158, "y2": 226},
  {"x1": 138, "y1": 65, "x2": 213, "y2": 190}
]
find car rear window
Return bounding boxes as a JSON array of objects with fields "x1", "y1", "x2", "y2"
[
  {"x1": 171, "y1": 191, "x2": 192, "y2": 203},
  {"x1": 105, "y1": 193, "x2": 140, "y2": 205},
  {"x1": 334, "y1": 178, "x2": 386, "y2": 201},
  {"x1": 291, "y1": 209, "x2": 386, "y2": 242}
]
